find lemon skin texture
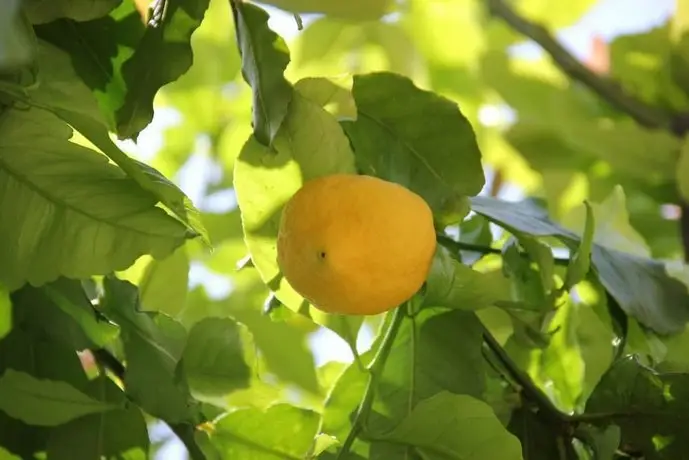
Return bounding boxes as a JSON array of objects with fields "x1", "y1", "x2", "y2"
[{"x1": 276, "y1": 174, "x2": 437, "y2": 316}]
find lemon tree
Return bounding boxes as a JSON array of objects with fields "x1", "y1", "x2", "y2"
[{"x1": 3, "y1": 0, "x2": 689, "y2": 459}]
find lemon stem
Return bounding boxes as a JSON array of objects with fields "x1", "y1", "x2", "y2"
[{"x1": 336, "y1": 305, "x2": 406, "y2": 458}]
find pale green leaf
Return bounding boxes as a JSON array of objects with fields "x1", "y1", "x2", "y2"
[
  {"x1": 516, "y1": 0, "x2": 596, "y2": 28},
  {"x1": 342, "y1": 72, "x2": 485, "y2": 224},
  {"x1": 0, "y1": 370, "x2": 119, "y2": 427},
  {"x1": 181, "y1": 317, "x2": 251, "y2": 397},
  {"x1": 381, "y1": 391, "x2": 523, "y2": 460},
  {"x1": 139, "y1": 246, "x2": 190, "y2": 316},
  {"x1": 258, "y1": 0, "x2": 392, "y2": 20},
  {"x1": 210, "y1": 404, "x2": 320, "y2": 459},
  {"x1": 0, "y1": 107, "x2": 188, "y2": 291},
  {"x1": 234, "y1": 1, "x2": 293, "y2": 146}
]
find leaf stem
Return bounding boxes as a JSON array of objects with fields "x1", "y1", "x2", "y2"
[
  {"x1": 336, "y1": 305, "x2": 405, "y2": 458},
  {"x1": 436, "y1": 234, "x2": 570, "y2": 266},
  {"x1": 483, "y1": 0, "x2": 670, "y2": 129}
]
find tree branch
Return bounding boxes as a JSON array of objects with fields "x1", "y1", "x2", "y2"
[{"x1": 484, "y1": 0, "x2": 671, "y2": 130}]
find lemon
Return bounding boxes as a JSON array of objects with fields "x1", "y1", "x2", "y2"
[{"x1": 277, "y1": 174, "x2": 437, "y2": 316}]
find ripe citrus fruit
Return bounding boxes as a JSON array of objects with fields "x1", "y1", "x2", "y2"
[{"x1": 276, "y1": 174, "x2": 437, "y2": 316}]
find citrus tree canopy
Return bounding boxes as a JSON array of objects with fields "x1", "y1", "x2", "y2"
[{"x1": 3, "y1": 0, "x2": 689, "y2": 459}]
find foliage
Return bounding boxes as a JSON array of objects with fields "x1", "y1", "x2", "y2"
[{"x1": 2, "y1": 0, "x2": 689, "y2": 459}]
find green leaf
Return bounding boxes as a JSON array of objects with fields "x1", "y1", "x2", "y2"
[
  {"x1": 258, "y1": 0, "x2": 392, "y2": 20},
  {"x1": 139, "y1": 247, "x2": 190, "y2": 316},
  {"x1": 294, "y1": 77, "x2": 357, "y2": 120},
  {"x1": 576, "y1": 424, "x2": 621, "y2": 460},
  {"x1": 0, "y1": 284, "x2": 10, "y2": 341},
  {"x1": 585, "y1": 355, "x2": 689, "y2": 459},
  {"x1": 46, "y1": 376, "x2": 149, "y2": 460},
  {"x1": 0, "y1": 106, "x2": 189, "y2": 291},
  {"x1": 470, "y1": 196, "x2": 689, "y2": 334},
  {"x1": 0, "y1": 370, "x2": 119, "y2": 426},
  {"x1": 563, "y1": 201, "x2": 594, "y2": 291},
  {"x1": 181, "y1": 317, "x2": 251, "y2": 397},
  {"x1": 0, "y1": 0, "x2": 33, "y2": 69},
  {"x1": 231, "y1": 307, "x2": 320, "y2": 394},
  {"x1": 515, "y1": 0, "x2": 596, "y2": 28},
  {"x1": 341, "y1": 72, "x2": 485, "y2": 224},
  {"x1": 424, "y1": 246, "x2": 512, "y2": 310},
  {"x1": 25, "y1": 0, "x2": 122, "y2": 24},
  {"x1": 380, "y1": 391, "x2": 523, "y2": 460},
  {"x1": 101, "y1": 276, "x2": 197, "y2": 423},
  {"x1": 234, "y1": 89, "x2": 361, "y2": 344},
  {"x1": 41, "y1": 279, "x2": 119, "y2": 348},
  {"x1": 209, "y1": 404, "x2": 320, "y2": 458},
  {"x1": 323, "y1": 308, "x2": 486, "y2": 457},
  {"x1": 233, "y1": 1, "x2": 293, "y2": 146},
  {"x1": 24, "y1": 38, "x2": 210, "y2": 245},
  {"x1": 678, "y1": 135, "x2": 689, "y2": 202}
]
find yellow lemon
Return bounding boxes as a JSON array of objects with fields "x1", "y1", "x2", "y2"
[{"x1": 277, "y1": 174, "x2": 437, "y2": 316}]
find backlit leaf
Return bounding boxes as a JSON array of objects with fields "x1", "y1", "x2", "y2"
[
  {"x1": 381, "y1": 391, "x2": 523, "y2": 460},
  {"x1": 0, "y1": 107, "x2": 189, "y2": 291},
  {"x1": 258, "y1": 0, "x2": 392, "y2": 20},
  {"x1": 182, "y1": 317, "x2": 251, "y2": 397}
]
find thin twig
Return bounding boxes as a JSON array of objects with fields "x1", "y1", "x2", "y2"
[{"x1": 484, "y1": 0, "x2": 671, "y2": 130}]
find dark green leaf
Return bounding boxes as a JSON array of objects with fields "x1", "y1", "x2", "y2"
[
  {"x1": 342, "y1": 72, "x2": 485, "y2": 224},
  {"x1": 24, "y1": 38, "x2": 210, "y2": 245},
  {"x1": 259, "y1": 0, "x2": 393, "y2": 20},
  {"x1": 233, "y1": 1, "x2": 293, "y2": 146},
  {"x1": 585, "y1": 355, "x2": 689, "y2": 459},
  {"x1": 139, "y1": 247, "x2": 190, "y2": 316},
  {"x1": 181, "y1": 317, "x2": 251, "y2": 397},
  {"x1": 117, "y1": 0, "x2": 211, "y2": 139},
  {"x1": 576, "y1": 423, "x2": 620, "y2": 460},
  {"x1": 0, "y1": 106, "x2": 189, "y2": 291},
  {"x1": 209, "y1": 404, "x2": 320, "y2": 458},
  {"x1": 424, "y1": 246, "x2": 512, "y2": 310},
  {"x1": 471, "y1": 196, "x2": 689, "y2": 334},
  {"x1": 506, "y1": 406, "x2": 560, "y2": 460},
  {"x1": 101, "y1": 276, "x2": 198, "y2": 423},
  {"x1": 0, "y1": 370, "x2": 119, "y2": 426},
  {"x1": 46, "y1": 376, "x2": 149, "y2": 460},
  {"x1": 25, "y1": 0, "x2": 122, "y2": 24},
  {"x1": 379, "y1": 391, "x2": 523, "y2": 459}
]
